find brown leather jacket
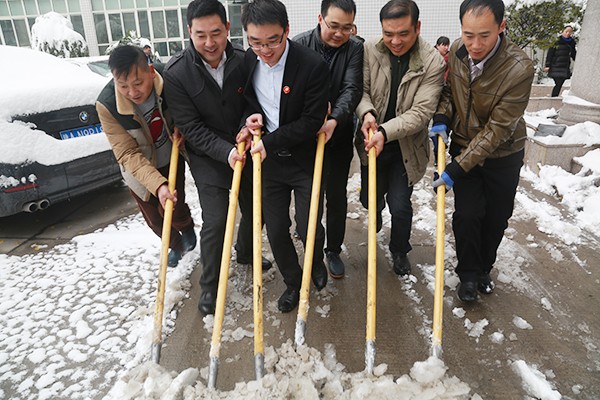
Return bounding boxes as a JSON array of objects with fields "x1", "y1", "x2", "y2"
[{"x1": 434, "y1": 34, "x2": 534, "y2": 173}]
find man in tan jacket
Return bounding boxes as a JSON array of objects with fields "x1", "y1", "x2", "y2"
[
  {"x1": 96, "y1": 45, "x2": 196, "y2": 268},
  {"x1": 431, "y1": 0, "x2": 534, "y2": 302},
  {"x1": 355, "y1": 0, "x2": 445, "y2": 276}
]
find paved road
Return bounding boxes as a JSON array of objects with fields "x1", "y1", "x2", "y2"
[{"x1": 2, "y1": 161, "x2": 598, "y2": 399}]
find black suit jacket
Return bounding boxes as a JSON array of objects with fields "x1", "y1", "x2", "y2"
[
  {"x1": 163, "y1": 41, "x2": 248, "y2": 189},
  {"x1": 243, "y1": 40, "x2": 330, "y2": 175}
]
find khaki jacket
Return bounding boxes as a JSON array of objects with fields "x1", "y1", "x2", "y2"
[
  {"x1": 96, "y1": 72, "x2": 175, "y2": 201},
  {"x1": 434, "y1": 34, "x2": 534, "y2": 173},
  {"x1": 356, "y1": 36, "x2": 445, "y2": 186}
]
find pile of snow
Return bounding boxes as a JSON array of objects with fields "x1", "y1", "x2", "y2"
[
  {"x1": 512, "y1": 360, "x2": 561, "y2": 400},
  {"x1": 105, "y1": 342, "x2": 473, "y2": 400}
]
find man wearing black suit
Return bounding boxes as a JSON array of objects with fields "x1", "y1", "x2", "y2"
[
  {"x1": 163, "y1": 0, "x2": 271, "y2": 316},
  {"x1": 239, "y1": 0, "x2": 330, "y2": 313}
]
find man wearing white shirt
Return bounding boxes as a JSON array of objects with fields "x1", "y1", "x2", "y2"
[
  {"x1": 163, "y1": 0, "x2": 272, "y2": 316},
  {"x1": 240, "y1": 0, "x2": 330, "y2": 313}
]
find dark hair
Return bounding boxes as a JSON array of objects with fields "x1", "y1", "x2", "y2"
[
  {"x1": 436, "y1": 36, "x2": 450, "y2": 46},
  {"x1": 459, "y1": 0, "x2": 504, "y2": 26},
  {"x1": 241, "y1": 0, "x2": 289, "y2": 30},
  {"x1": 108, "y1": 45, "x2": 149, "y2": 79},
  {"x1": 321, "y1": 0, "x2": 356, "y2": 18},
  {"x1": 186, "y1": 0, "x2": 227, "y2": 28},
  {"x1": 379, "y1": 0, "x2": 419, "y2": 28}
]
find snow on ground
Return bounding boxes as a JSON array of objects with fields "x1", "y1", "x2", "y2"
[{"x1": 2, "y1": 114, "x2": 599, "y2": 399}]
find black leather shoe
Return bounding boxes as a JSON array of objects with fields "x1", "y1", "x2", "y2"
[
  {"x1": 392, "y1": 253, "x2": 411, "y2": 276},
  {"x1": 326, "y1": 251, "x2": 345, "y2": 279},
  {"x1": 478, "y1": 273, "x2": 495, "y2": 294},
  {"x1": 458, "y1": 281, "x2": 478, "y2": 302},
  {"x1": 198, "y1": 290, "x2": 216, "y2": 316},
  {"x1": 236, "y1": 255, "x2": 273, "y2": 271},
  {"x1": 277, "y1": 288, "x2": 300, "y2": 313},
  {"x1": 312, "y1": 262, "x2": 328, "y2": 291},
  {"x1": 167, "y1": 249, "x2": 182, "y2": 268}
]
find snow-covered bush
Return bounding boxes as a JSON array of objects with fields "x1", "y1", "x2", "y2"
[{"x1": 30, "y1": 12, "x2": 88, "y2": 58}]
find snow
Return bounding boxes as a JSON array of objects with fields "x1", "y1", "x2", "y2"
[
  {"x1": 0, "y1": 45, "x2": 111, "y2": 166},
  {"x1": 512, "y1": 360, "x2": 562, "y2": 400},
  {"x1": 1, "y1": 107, "x2": 598, "y2": 399}
]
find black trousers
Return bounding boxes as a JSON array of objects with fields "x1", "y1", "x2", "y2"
[
  {"x1": 360, "y1": 142, "x2": 413, "y2": 255},
  {"x1": 551, "y1": 77, "x2": 567, "y2": 97},
  {"x1": 323, "y1": 143, "x2": 354, "y2": 254},
  {"x1": 130, "y1": 158, "x2": 194, "y2": 252},
  {"x1": 452, "y1": 149, "x2": 524, "y2": 282},
  {"x1": 263, "y1": 154, "x2": 325, "y2": 291},
  {"x1": 188, "y1": 167, "x2": 253, "y2": 294}
]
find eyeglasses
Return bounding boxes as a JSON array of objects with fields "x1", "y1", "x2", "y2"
[
  {"x1": 248, "y1": 34, "x2": 285, "y2": 51},
  {"x1": 323, "y1": 19, "x2": 353, "y2": 34}
]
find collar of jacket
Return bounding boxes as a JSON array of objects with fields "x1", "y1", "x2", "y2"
[
  {"x1": 190, "y1": 39, "x2": 235, "y2": 68},
  {"x1": 375, "y1": 36, "x2": 424, "y2": 72},
  {"x1": 455, "y1": 32, "x2": 506, "y2": 66},
  {"x1": 310, "y1": 24, "x2": 350, "y2": 52},
  {"x1": 115, "y1": 70, "x2": 164, "y2": 116}
]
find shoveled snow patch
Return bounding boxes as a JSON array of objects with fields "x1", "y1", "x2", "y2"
[
  {"x1": 490, "y1": 331, "x2": 505, "y2": 344},
  {"x1": 512, "y1": 360, "x2": 561, "y2": 400},
  {"x1": 105, "y1": 342, "x2": 472, "y2": 399},
  {"x1": 464, "y1": 319, "x2": 489, "y2": 339}
]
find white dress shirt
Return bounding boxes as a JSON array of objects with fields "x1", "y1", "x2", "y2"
[
  {"x1": 201, "y1": 51, "x2": 227, "y2": 89},
  {"x1": 252, "y1": 40, "x2": 290, "y2": 133}
]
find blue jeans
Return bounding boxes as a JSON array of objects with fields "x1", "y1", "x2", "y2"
[{"x1": 360, "y1": 142, "x2": 413, "y2": 255}]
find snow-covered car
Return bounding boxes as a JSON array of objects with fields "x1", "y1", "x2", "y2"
[
  {"x1": 0, "y1": 45, "x2": 121, "y2": 217},
  {"x1": 65, "y1": 55, "x2": 112, "y2": 78}
]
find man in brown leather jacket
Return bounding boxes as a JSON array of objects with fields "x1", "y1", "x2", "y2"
[{"x1": 431, "y1": 0, "x2": 534, "y2": 302}]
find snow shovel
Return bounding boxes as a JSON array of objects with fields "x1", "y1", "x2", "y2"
[
  {"x1": 251, "y1": 130, "x2": 265, "y2": 380},
  {"x1": 294, "y1": 129, "x2": 327, "y2": 347},
  {"x1": 151, "y1": 136, "x2": 181, "y2": 364},
  {"x1": 365, "y1": 128, "x2": 377, "y2": 374},
  {"x1": 432, "y1": 136, "x2": 447, "y2": 359},
  {"x1": 208, "y1": 141, "x2": 246, "y2": 389}
]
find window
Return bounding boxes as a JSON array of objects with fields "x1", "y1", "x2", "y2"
[
  {"x1": 168, "y1": 40, "x2": 181, "y2": 55},
  {"x1": 137, "y1": 10, "x2": 149, "y2": 38},
  {"x1": 67, "y1": 0, "x2": 79, "y2": 12},
  {"x1": 14, "y1": 18, "x2": 28, "y2": 45},
  {"x1": 105, "y1": 0, "x2": 118, "y2": 10},
  {"x1": 52, "y1": 0, "x2": 67, "y2": 13},
  {"x1": 0, "y1": 1, "x2": 9, "y2": 17},
  {"x1": 23, "y1": 0, "x2": 37, "y2": 15},
  {"x1": 151, "y1": 10, "x2": 165, "y2": 38},
  {"x1": 7, "y1": 0, "x2": 24, "y2": 15},
  {"x1": 122, "y1": 12, "x2": 135, "y2": 35},
  {"x1": 155, "y1": 41, "x2": 166, "y2": 57},
  {"x1": 94, "y1": 13, "x2": 108, "y2": 43},
  {"x1": 165, "y1": 9, "x2": 179, "y2": 37},
  {"x1": 70, "y1": 14, "x2": 84, "y2": 36},
  {"x1": 91, "y1": 0, "x2": 103, "y2": 12},
  {"x1": 181, "y1": 7, "x2": 188, "y2": 38},
  {"x1": 108, "y1": 13, "x2": 122, "y2": 40},
  {"x1": 37, "y1": 0, "x2": 51, "y2": 13},
  {"x1": 0, "y1": 20, "x2": 16, "y2": 45},
  {"x1": 121, "y1": 0, "x2": 134, "y2": 8}
]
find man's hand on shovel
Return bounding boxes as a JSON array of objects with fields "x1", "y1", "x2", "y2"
[{"x1": 157, "y1": 184, "x2": 177, "y2": 209}]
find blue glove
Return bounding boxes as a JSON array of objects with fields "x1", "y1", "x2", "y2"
[
  {"x1": 433, "y1": 171, "x2": 454, "y2": 192},
  {"x1": 429, "y1": 123, "x2": 448, "y2": 156}
]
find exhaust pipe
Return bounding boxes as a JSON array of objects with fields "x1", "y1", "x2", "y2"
[
  {"x1": 37, "y1": 199, "x2": 50, "y2": 210},
  {"x1": 22, "y1": 201, "x2": 38, "y2": 213}
]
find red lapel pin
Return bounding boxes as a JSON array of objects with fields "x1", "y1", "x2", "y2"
[
  {"x1": 237, "y1": 86, "x2": 244, "y2": 94},
  {"x1": 283, "y1": 85, "x2": 291, "y2": 94}
]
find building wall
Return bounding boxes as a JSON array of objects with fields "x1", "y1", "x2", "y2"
[{"x1": 1, "y1": 0, "x2": 463, "y2": 57}]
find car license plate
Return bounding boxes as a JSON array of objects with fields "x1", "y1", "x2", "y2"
[{"x1": 60, "y1": 123, "x2": 103, "y2": 140}]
